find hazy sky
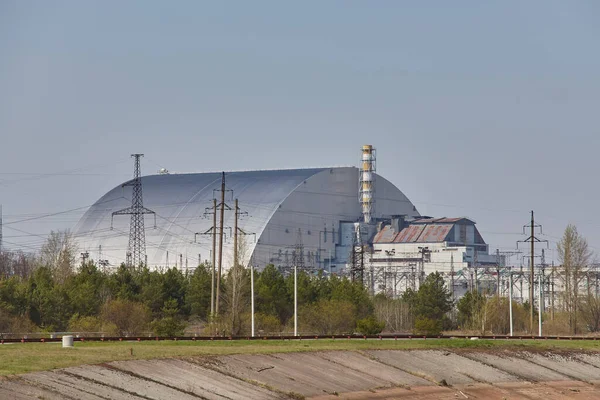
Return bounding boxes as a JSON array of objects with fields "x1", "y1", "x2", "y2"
[{"x1": 1, "y1": 1, "x2": 599, "y2": 264}]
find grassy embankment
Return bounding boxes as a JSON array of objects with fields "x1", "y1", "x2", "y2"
[{"x1": 1, "y1": 338, "x2": 600, "y2": 376}]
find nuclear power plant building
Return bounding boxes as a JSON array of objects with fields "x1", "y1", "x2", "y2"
[{"x1": 73, "y1": 166, "x2": 420, "y2": 272}]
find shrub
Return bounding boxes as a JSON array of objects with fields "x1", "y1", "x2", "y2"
[
  {"x1": 102, "y1": 299, "x2": 150, "y2": 336},
  {"x1": 356, "y1": 315, "x2": 385, "y2": 335},
  {"x1": 151, "y1": 299, "x2": 187, "y2": 337},
  {"x1": 414, "y1": 316, "x2": 442, "y2": 335},
  {"x1": 68, "y1": 314, "x2": 118, "y2": 336},
  {"x1": 300, "y1": 300, "x2": 356, "y2": 335},
  {"x1": 255, "y1": 312, "x2": 282, "y2": 335},
  {"x1": 151, "y1": 317, "x2": 186, "y2": 337}
]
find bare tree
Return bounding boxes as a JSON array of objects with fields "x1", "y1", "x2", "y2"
[
  {"x1": 374, "y1": 296, "x2": 412, "y2": 333},
  {"x1": 580, "y1": 294, "x2": 600, "y2": 332},
  {"x1": 557, "y1": 225, "x2": 592, "y2": 334},
  {"x1": 223, "y1": 236, "x2": 250, "y2": 335},
  {"x1": 40, "y1": 230, "x2": 78, "y2": 284},
  {"x1": 0, "y1": 251, "x2": 37, "y2": 279}
]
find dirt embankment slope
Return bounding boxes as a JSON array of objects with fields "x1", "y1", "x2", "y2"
[{"x1": 3, "y1": 349, "x2": 600, "y2": 399}]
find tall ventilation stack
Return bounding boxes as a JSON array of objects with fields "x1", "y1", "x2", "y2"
[{"x1": 359, "y1": 145, "x2": 376, "y2": 224}]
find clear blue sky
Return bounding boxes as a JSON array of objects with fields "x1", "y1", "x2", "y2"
[{"x1": 1, "y1": 1, "x2": 599, "y2": 264}]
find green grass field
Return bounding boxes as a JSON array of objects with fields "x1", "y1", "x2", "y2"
[{"x1": 1, "y1": 338, "x2": 600, "y2": 376}]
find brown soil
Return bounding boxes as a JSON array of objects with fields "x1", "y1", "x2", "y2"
[{"x1": 311, "y1": 381, "x2": 600, "y2": 400}]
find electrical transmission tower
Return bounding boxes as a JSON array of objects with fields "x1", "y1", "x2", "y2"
[
  {"x1": 292, "y1": 228, "x2": 305, "y2": 271},
  {"x1": 517, "y1": 210, "x2": 548, "y2": 334},
  {"x1": 112, "y1": 154, "x2": 156, "y2": 269},
  {"x1": 350, "y1": 225, "x2": 365, "y2": 283}
]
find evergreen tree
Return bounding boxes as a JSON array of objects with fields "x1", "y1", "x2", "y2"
[
  {"x1": 185, "y1": 264, "x2": 212, "y2": 320},
  {"x1": 456, "y1": 290, "x2": 486, "y2": 329},
  {"x1": 255, "y1": 264, "x2": 291, "y2": 322},
  {"x1": 404, "y1": 272, "x2": 452, "y2": 334}
]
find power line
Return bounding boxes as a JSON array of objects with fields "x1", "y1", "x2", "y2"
[
  {"x1": 0, "y1": 158, "x2": 131, "y2": 187},
  {"x1": 111, "y1": 155, "x2": 156, "y2": 268},
  {"x1": 517, "y1": 210, "x2": 548, "y2": 334},
  {"x1": 3, "y1": 197, "x2": 125, "y2": 226}
]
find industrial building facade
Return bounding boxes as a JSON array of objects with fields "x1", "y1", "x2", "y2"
[
  {"x1": 369, "y1": 217, "x2": 502, "y2": 298},
  {"x1": 73, "y1": 145, "x2": 502, "y2": 299}
]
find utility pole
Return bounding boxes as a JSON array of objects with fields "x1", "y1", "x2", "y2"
[
  {"x1": 216, "y1": 172, "x2": 229, "y2": 315},
  {"x1": 232, "y1": 199, "x2": 252, "y2": 268},
  {"x1": 509, "y1": 268, "x2": 514, "y2": 336},
  {"x1": 111, "y1": 154, "x2": 156, "y2": 269},
  {"x1": 195, "y1": 181, "x2": 238, "y2": 318},
  {"x1": 371, "y1": 262, "x2": 377, "y2": 295},
  {"x1": 194, "y1": 199, "x2": 218, "y2": 315},
  {"x1": 80, "y1": 251, "x2": 89, "y2": 265},
  {"x1": 251, "y1": 263, "x2": 255, "y2": 337},
  {"x1": 539, "y1": 272, "x2": 543, "y2": 336},
  {"x1": 530, "y1": 212, "x2": 535, "y2": 333},
  {"x1": 498, "y1": 250, "x2": 522, "y2": 297},
  {"x1": 541, "y1": 249, "x2": 547, "y2": 315},
  {"x1": 496, "y1": 249, "x2": 501, "y2": 298},
  {"x1": 551, "y1": 261, "x2": 555, "y2": 321},
  {"x1": 234, "y1": 199, "x2": 239, "y2": 268},
  {"x1": 294, "y1": 263, "x2": 298, "y2": 336},
  {"x1": 211, "y1": 199, "x2": 217, "y2": 315},
  {"x1": 450, "y1": 253, "x2": 455, "y2": 304},
  {"x1": 474, "y1": 249, "x2": 479, "y2": 293},
  {"x1": 520, "y1": 265, "x2": 524, "y2": 302},
  {"x1": 517, "y1": 211, "x2": 548, "y2": 334},
  {"x1": 418, "y1": 246, "x2": 430, "y2": 287},
  {"x1": 531, "y1": 212, "x2": 534, "y2": 329}
]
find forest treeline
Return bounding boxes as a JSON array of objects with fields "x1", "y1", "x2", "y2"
[
  {"x1": 0, "y1": 258, "x2": 540, "y2": 337},
  {"x1": 1, "y1": 224, "x2": 599, "y2": 337},
  {"x1": 0, "y1": 260, "x2": 386, "y2": 337}
]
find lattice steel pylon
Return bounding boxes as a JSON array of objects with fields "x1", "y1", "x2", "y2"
[
  {"x1": 292, "y1": 228, "x2": 305, "y2": 271},
  {"x1": 112, "y1": 154, "x2": 156, "y2": 268},
  {"x1": 350, "y1": 224, "x2": 365, "y2": 283}
]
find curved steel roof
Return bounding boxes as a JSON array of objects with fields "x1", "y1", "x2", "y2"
[{"x1": 73, "y1": 168, "x2": 327, "y2": 267}]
